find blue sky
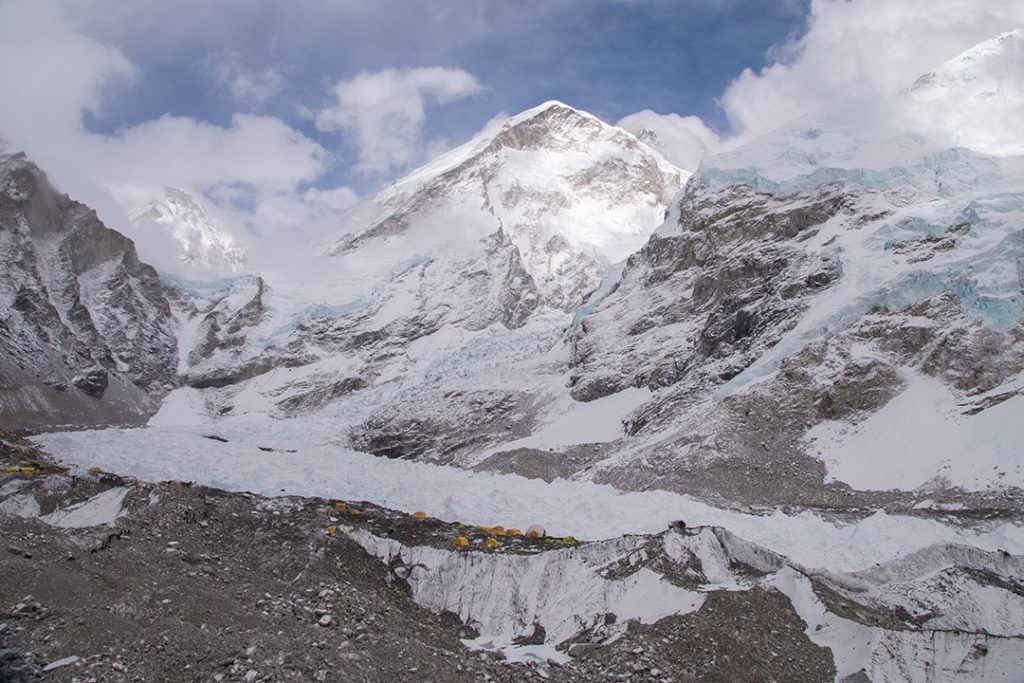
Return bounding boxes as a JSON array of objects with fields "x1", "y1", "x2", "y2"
[
  {"x1": 73, "y1": 0, "x2": 809, "y2": 192},
  {"x1": 0, "y1": 0, "x2": 1020, "y2": 270}
]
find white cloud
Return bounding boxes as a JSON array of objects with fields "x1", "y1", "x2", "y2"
[
  {"x1": 617, "y1": 0, "x2": 1024, "y2": 172},
  {"x1": 253, "y1": 186, "x2": 359, "y2": 234},
  {"x1": 0, "y1": 0, "x2": 135, "y2": 162},
  {"x1": 617, "y1": 110, "x2": 721, "y2": 171},
  {"x1": 0, "y1": 0, "x2": 352, "y2": 277},
  {"x1": 316, "y1": 67, "x2": 483, "y2": 175},
  {"x1": 205, "y1": 51, "x2": 284, "y2": 104},
  {"x1": 98, "y1": 113, "x2": 326, "y2": 194},
  {"x1": 720, "y1": 0, "x2": 1024, "y2": 141}
]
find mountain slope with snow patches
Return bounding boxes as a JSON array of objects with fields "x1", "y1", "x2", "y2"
[
  {"x1": 0, "y1": 152, "x2": 177, "y2": 427},
  {"x1": 565, "y1": 117, "x2": 1024, "y2": 505}
]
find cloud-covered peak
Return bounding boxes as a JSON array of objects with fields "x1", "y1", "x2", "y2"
[
  {"x1": 910, "y1": 28, "x2": 1024, "y2": 98},
  {"x1": 907, "y1": 27, "x2": 1024, "y2": 156},
  {"x1": 718, "y1": 0, "x2": 1024, "y2": 144},
  {"x1": 114, "y1": 185, "x2": 247, "y2": 276}
]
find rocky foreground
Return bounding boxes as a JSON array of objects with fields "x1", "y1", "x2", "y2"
[{"x1": 0, "y1": 432, "x2": 841, "y2": 683}]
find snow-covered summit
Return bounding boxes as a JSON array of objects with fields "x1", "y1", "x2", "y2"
[
  {"x1": 115, "y1": 185, "x2": 247, "y2": 275},
  {"x1": 910, "y1": 28, "x2": 1024, "y2": 99},
  {"x1": 907, "y1": 28, "x2": 1024, "y2": 156},
  {"x1": 328, "y1": 101, "x2": 684, "y2": 311}
]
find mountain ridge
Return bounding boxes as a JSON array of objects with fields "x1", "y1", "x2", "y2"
[{"x1": 0, "y1": 151, "x2": 177, "y2": 427}]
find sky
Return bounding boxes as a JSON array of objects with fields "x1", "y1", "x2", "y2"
[{"x1": 0, "y1": 0, "x2": 1022, "y2": 273}]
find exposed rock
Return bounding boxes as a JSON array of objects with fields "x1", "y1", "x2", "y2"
[
  {"x1": 349, "y1": 390, "x2": 535, "y2": 461},
  {"x1": 569, "y1": 181, "x2": 845, "y2": 402},
  {"x1": 0, "y1": 152, "x2": 177, "y2": 427}
]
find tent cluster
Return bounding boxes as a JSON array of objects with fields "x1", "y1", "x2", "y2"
[
  {"x1": 319, "y1": 502, "x2": 584, "y2": 551},
  {"x1": 324, "y1": 501, "x2": 363, "y2": 536},
  {"x1": 443, "y1": 520, "x2": 581, "y2": 551},
  {"x1": 1, "y1": 465, "x2": 37, "y2": 474},
  {"x1": 327, "y1": 501, "x2": 361, "y2": 516}
]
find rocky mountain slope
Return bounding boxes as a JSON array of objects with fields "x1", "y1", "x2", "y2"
[
  {"x1": 566, "y1": 120, "x2": 1024, "y2": 505},
  {"x1": 0, "y1": 153, "x2": 177, "y2": 428}
]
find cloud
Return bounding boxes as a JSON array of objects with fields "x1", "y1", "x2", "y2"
[
  {"x1": 97, "y1": 113, "x2": 326, "y2": 194},
  {"x1": 616, "y1": 0, "x2": 1024, "y2": 172},
  {"x1": 0, "y1": 0, "x2": 348, "y2": 277},
  {"x1": 719, "y1": 0, "x2": 1024, "y2": 141},
  {"x1": 0, "y1": 1, "x2": 325, "y2": 197},
  {"x1": 205, "y1": 51, "x2": 284, "y2": 105},
  {"x1": 316, "y1": 67, "x2": 483, "y2": 175},
  {"x1": 253, "y1": 186, "x2": 360, "y2": 234},
  {"x1": 617, "y1": 110, "x2": 721, "y2": 171},
  {"x1": 0, "y1": 1, "x2": 135, "y2": 155}
]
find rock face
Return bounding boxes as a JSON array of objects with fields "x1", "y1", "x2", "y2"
[
  {"x1": 0, "y1": 152, "x2": 177, "y2": 427},
  {"x1": 567, "y1": 120, "x2": 1024, "y2": 503},
  {"x1": 568, "y1": 178, "x2": 845, "y2": 403}
]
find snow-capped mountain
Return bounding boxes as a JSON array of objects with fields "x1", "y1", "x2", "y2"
[
  {"x1": 172, "y1": 102, "x2": 684, "y2": 426},
  {"x1": 116, "y1": 185, "x2": 247, "y2": 274},
  {"x1": 146, "y1": 79, "x2": 1023, "y2": 508},
  {"x1": 327, "y1": 101, "x2": 684, "y2": 311},
  {"x1": 4, "y1": 29, "x2": 1024, "y2": 682},
  {"x1": 908, "y1": 27, "x2": 1024, "y2": 155},
  {"x1": 0, "y1": 152, "x2": 177, "y2": 427}
]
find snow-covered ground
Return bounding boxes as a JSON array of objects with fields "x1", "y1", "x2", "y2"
[
  {"x1": 33, "y1": 427, "x2": 1024, "y2": 574},
  {"x1": 809, "y1": 373, "x2": 1024, "y2": 490}
]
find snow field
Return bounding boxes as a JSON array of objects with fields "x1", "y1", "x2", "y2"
[{"x1": 809, "y1": 374, "x2": 1024, "y2": 490}]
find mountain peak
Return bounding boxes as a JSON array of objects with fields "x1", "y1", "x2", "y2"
[
  {"x1": 510, "y1": 99, "x2": 586, "y2": 122},
  {"x1": 327, "y1": 102, "x2": 684, "y2": 312},
  {"x1": 907, "y1": 28, "x2": 1024, "y2": 156},
  {"x1": 116, "y1": 185, "x2": 247, "y2": 274},
  {"x1": 486, "y1": 102, "x2": 605, "y2": 152}
]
